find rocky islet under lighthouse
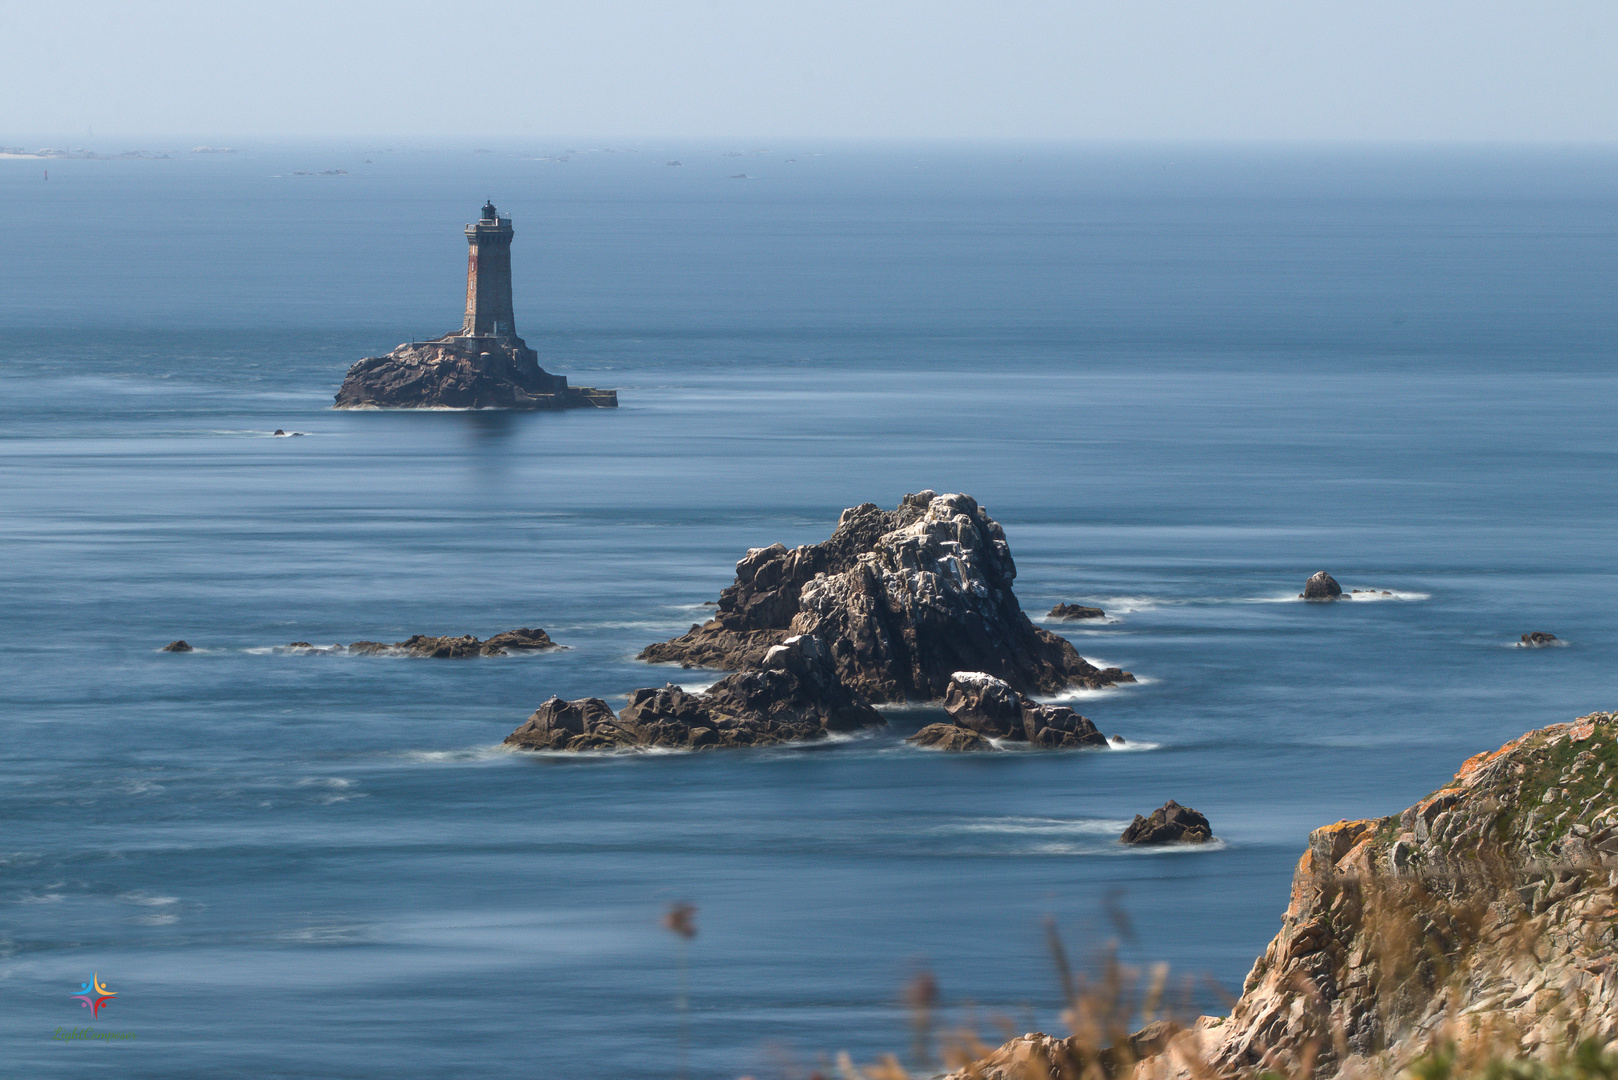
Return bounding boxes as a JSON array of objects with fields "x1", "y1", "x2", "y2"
[{"x1": 334, "y1": 202, "x2": 616, "y2": 410}]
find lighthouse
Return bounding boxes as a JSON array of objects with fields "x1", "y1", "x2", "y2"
[
  {"x1": 462, "y1": 201, "x2": 517, "y2": 338},
  {"x1": 335, "y1": 201, "x2": 616, "y2": 409}
]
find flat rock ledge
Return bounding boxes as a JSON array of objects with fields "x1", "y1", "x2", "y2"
[
  {"x1": 949, "y1": 711, "x2": 1618, "y2": 1080},
  {"x1": 283, "y1": 628, "x2": 561, "y2": 657},
  {"x1": 335, "y1": 335, "x2": 615, "y2": 410},
  {"x1": 906, "y1": 672, "x2": 1111, "y2": 751},
  {"x1": 1120, "y1": 799, "x2": 1213, "y2": 845}
]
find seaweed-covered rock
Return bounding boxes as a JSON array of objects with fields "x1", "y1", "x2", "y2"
[
  {"x1": 1120, "y1": 800, "x2": 1213, "y2": 845},
  {"x1": 482, "y1": 627, "x2": 560, "y2": 652},
  {"x1": 642, "y1": 492, "x2": 1133, "y2": 703},
  {"x1": 1300, "y1": 571, "x2": 1343, "y2": 600},
  {"x1": 1048, "y1": 603, "x2": 1106, "y2": 620},
  {"x1": 906, "y1": 724, "x2": 996, "y2": 752},
  {"x1": 288, "y1": 629, "x2": 564, "y2": 657}
]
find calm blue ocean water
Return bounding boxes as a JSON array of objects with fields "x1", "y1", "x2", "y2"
[{"x1": 1, "y1": 142, "x2": 1615, "y2": 1078}]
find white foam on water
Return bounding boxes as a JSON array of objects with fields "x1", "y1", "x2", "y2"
[
  {"x1": 1035, "y1": 674, "x2": 1154, "y2": 703},
  {"x1": 1512, "y1": 638, "x2": 1569, "y2": 648},
  {"x1": 936, "y1": 816, "x2": 1132, "y2": 836},
  {"x1": 1341, "y1": 589, "x2": 1430, "y2": 602},
  {"x1": 1103, "y1": 738, "x2": 1162, "y2": 752},
  {"x1": 295, "y1": 777, "x2": 353, "y2": 789},
  {"x1": 118, "y1": 892, "x2": 180, "y2": 906},
  {"x1": 396, "y1": 745, "x2": 514, "y2": 764}
]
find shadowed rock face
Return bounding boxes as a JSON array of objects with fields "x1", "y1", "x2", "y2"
[
  {"x1": 641, "y1": 492, "x2": 1133, "y2": 703},
  {"x1": 1301, "y1": 570, "x2": 1343, "y2": 600},
  {"x1": 1120, "y1": 800, "x2": 1212, "y2": 845},
  {"x1": 335, "y1": 336, "x2": 615, "y2": 410}
]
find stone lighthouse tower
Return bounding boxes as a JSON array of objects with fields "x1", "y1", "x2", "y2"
[{"x1": 462, "y1": 200, "x2": 517, "y2": 338}]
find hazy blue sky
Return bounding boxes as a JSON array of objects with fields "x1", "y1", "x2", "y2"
[{"x1": 4, "y1": 0, "x2": 1615, "y2": 142}]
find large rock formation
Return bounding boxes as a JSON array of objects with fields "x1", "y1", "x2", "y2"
[
  {"x1": 505, "y1": 634, "x2": 884, "y2": 750},
  {"x1": 640, "y1": 492, "x2": 1133, "y2": 703},
  {"x1": 949, "y1": 713, "x2": 1618, "y2": 1079},
  {"x1": 335, "y1": 336, "x2": 615, "y2": 410}
]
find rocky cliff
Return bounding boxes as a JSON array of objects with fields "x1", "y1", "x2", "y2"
[
  {"x1": 952, "y1": 713, "x2": 1618, "y2": 1079},
  {"x1": 335, "y1": 335, "x2": 615, "y2": 410},
  {"x1": 640, "y1": 491, "x2": 1132, "y2": 703}
]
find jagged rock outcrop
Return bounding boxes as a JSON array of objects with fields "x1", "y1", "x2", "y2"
[
  {"x1": 1520, "y1": 632, "x2": 1561, "y2": 647},
  {"x1": 284, "y1": 629, "x2": 563, "y2": 657},
  {"x1": 640, "y1": 492, "x2": 1133, "y2": 703},
  {"x1": 1188, "y1": 712, "x2": 1618, "y2": 1077},
  {"x1": 1050, "y1": 603, "x2": 1107, "y2": 620},
  {"x1": 335, "y1": 336, "x2": 616, "y2": 410},
  {"x1": 954, "y1": 713, "x2": 1618, "y2": 1080},
  {"x1": 942, "y1": 671, "x2": 1110, "y2": 748},
  {"x1": 505, "y1": 634, "x2": 885, "y2": 751},
  {"x1": 1120, "y1": 800, "x2": 1213, "y2": 845},
  {"x1": 1301, "y1": 571, "x2": 1343, "y2": 600}
]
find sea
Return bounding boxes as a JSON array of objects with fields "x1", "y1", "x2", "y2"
[{"x1": 1, "y1": 142, "x2": 1615, "y2": 1078}]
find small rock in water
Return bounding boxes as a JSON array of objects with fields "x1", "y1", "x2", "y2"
[
  {"x1": 1300, "y1": 571, "x2": 1342, "y2": 601},
  {"x1": 906, "y1": 723, "x2": 995, "y2": 751},
  {"x1": 1520, "y1": 631, "x2": 1560, "y2": 647},
  {"x1": 273, "y1": 429, "x2": 285, "y2": 435},
  {"x1": 161, "y1": 640, "x2": 194, "y2": 652},
  {"x1": 1121, "y1": 800, "x2": 1213, "y2": 845},
  {"x1": 1048, "y1": 603, "x2": 1106, "y2": 620}
]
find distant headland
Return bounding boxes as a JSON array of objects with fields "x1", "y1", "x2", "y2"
[{"x1": 335, "y1": 202, "x2": 616, "y2": 411}]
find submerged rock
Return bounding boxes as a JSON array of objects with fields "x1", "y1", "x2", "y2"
[
  {"x1": 1120, "y1": 800, "x2": 1213, "y2": 845},
  {"x1": 641, "y1": 492, "x2": 1133, "y2": 703},
  {"x1": 1520, "y1": 631, "x2": 1561, "y2": 647},
  {"x1": 1300, "y1": 570, "x2": 1343, "y2": 600},
  {"x1": 161, "y1": 640, "x2": 194, "y2": 652},
  {"x1": 1048, "y1": 603, "x2": 1106, "y2": 620}
]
